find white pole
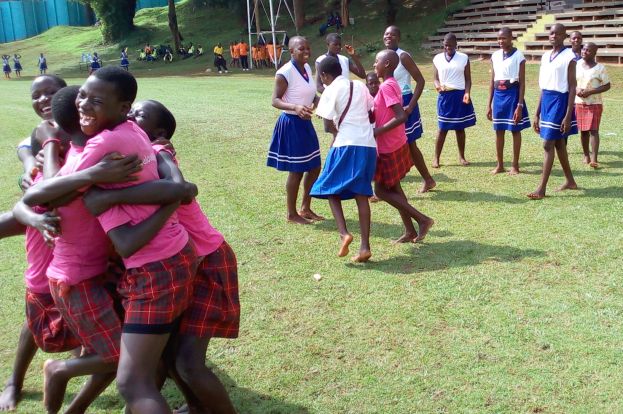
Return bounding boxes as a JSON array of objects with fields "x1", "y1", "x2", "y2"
[
  {"x1": 269, "y1": 0, "x2": 278, "y2": 68},
  {"x1": 246, "y1": 0, "x2": 253, "y2": 69}
]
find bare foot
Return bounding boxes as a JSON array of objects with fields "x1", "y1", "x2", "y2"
[
  {"x1": 415, "y1": 219, "x2": 434, "y2": 242},
  {"x1": 338, "y1": 234, "x2": 353, "y2": 257},
  {"x1": 418, "y1": 178, "x2": 437, "y2": 193},
  {"x1": 299, "y1": 209, "x2": 325, "y2": 221},
  {"x1": 432, "y1": 159, "x2": 440, "y2": 169},
  {"x1": 392, "y1": 233, "x2": 418, "y2": 244},
  {"x1": 459, "y1": 158, "x2": 470, "y2": 166},
  {"x1": 0, "y1": 383, "x2": 20, "y2": 412},
  {"x1": 508, "y1": 167, "x2": 520, "y2": 176},
  {"x1": 490, "y1": 166, "x2": 505, "y2": 174},
  {"x1": 351, "y1": 250, "x2": 372, "y2": 263},
  {"x1": 555, "y1": 182, "x2": 578, "y2": 192},
  {"x1": 173, "y1": 404, "x2": 189, "y2": 414},
  {"x1": 527, "y1": 191, "x2": 545, "y2": 200},
  {"x1": 43, "y1": 360, "x2": 69, "y2": 414},
  {"x1": 583, "y1": 155, "x2": 590, "y2": 164},
  {"x1": 369, "y1": 195, "x2": 380, "y2": 203},
  {"x1": 589, "y1": 161, "x2": 599, "y2": 169},
  {"x1": 287, "y1": 214, "x2": 312, "y2": 225}
]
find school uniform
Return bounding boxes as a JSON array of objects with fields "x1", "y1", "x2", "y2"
[
  {"x1": 395, "y1": 48, "x2": 424, "y2": 142},
  {"x1": 490, "y1": 48, "x2": 530, "y2": 131},
  {"x1": 13, "y1": 56, "x2": 22, "y2": 71},
  {"x1": 433, "y1": 51, "x2": 476, "y2": 130},
  {"x1": 267, "y1": 60, "x2": 321, "y2": 172},
  {"x1": 2, "y1": 57, "x2": 11, "y2": 73},
  {"x1": 575, "y1": 60, "x2": 609, "y2": 131},
  {"x1": 90, "y1": 57, "x2": 101, "y2": 71},
  {"x1": 120, "y1": 51, "x2": 130, "y2": 69},
  {"x1": 311, "y1": 75, "x2": 377, "y2": 199},
  {"x1": 538, "y1": 47, "x2": 578, "y2": 140},
  {"x1": 39, "y1": 56, "x2": 47, "y2": 71},
  {"x1": 316, "y1": 53, "x2": 350, "y2": 79}
]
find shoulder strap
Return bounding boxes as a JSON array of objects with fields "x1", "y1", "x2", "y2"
[{"x1": 337, "y1": 81, "x2": 353, "y2": 128}]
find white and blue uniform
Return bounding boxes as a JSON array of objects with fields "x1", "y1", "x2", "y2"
[
  {"x1": 490, "y1": 48, "x2": 530, "y2": 132},
  {"x1": 38, "y1": 56, "x2": 47, "y2": 71},
  {"x1": 2, "y1": 57, "x2": 11, "y2": 74},
  {"x1": 316, "y1": 53, "x2": 350, "y2": 79},
  {"x1": 538, "y1": 47, "x2": 578, "y2": 140},
  {"x1": 395, "y1": 47, "x2": 423, "y2": 142},
  {"x1": 90, "y1": 55, "x2": 101, "y2": 71},
  {"x1": 311, "y1": 75, "x2": 377, "y2": 199},
  {"x1": 13, "y1": 56, "x2": 22, "y2": 72},
  {"x1": 267, "y1": 60, "x2": 321, "y2": 172},
  {"x1": 433, "y1": 51, "x2": 476, "y2": 130},
  {"x1": 120, "y1": 51, "x2": 129, "y2": 69}
]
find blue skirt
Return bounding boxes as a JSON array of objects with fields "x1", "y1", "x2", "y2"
[
  {"x1": 121, "y1": 58, "x2": 129, "y2": 67},
  {"x1": 14, "y1": 62, "x2": 22, "y2": 71},
  {"x1": 539, "y1": 89, "x2": 578, "y2": 140},
  {"x1": 402, "y1": 93, "x2": 423, "y2": 143},
  {"x1": 437, "y1": 89, "x2": 476, "y2": 130},
  {"x1": 492, "y1": 86, "x2": 530, "y2": 132},
  {"x1": 267, "y1": 113, "x2": 321, "y2": 172},
  {"x1": 39, "y1": 62, "x2": 47, "y2": 70},
  {"x1": 310, "y1": 145, "x2": 376, "y2": 200},
  {"x1": 3, "y1": 64, "x2": 10, "y2": 73}
]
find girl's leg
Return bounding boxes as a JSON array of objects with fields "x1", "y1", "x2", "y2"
[
  {"x1": 590, "y1": 130, "x2": 600, "y2": 166},
  {"x1": 0, "y1": 322, "x2": 37, "y2": 412},
  {"x1": 528, "y1": 140, "x2": 556, "y2": 199},
  {"x1": 554, "y1": 138, "x2": 578, "y2": 191},
  {"x1": 491, "y1": 130, "x2": 506, "y2": 174},
  {"x1": 64, "y1": 373, "x2": 116, "y2": 414},
  {"x1": 285, "y1": 172, "x2": 309, "y2": 224},
  {"x1": 328, "y1": 196, "x2": 352, "y2": 257},
  {"x1": 353, "y1": 195, "x2": 372, "y2": 262},
  {"x1": 456, "y1": 129, "x2": 469, "y2": 166},
  {"x1": 580, "y1": 131, "x2": 591, "y2": 163},
  {"x1": 510, "y1": 131, "x2": 522, "y2": 175},
  {"x1": 408, "y1": 141, "x2": 436, "y2": 193},
  {"x1": 299, "y1": 167, "x2": 324, "y2": 221},
  {"x1": 433, "y1": 129, "x2": 448, "y2": 168}
]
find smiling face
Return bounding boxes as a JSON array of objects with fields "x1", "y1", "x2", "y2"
[
  {"x1": 443, "y1": 38, "x2": 457, "y2": 55},
  {"x1": 76, "y1": 76, "x2": 130, "y2": 137},
  {"x1": 128, "y1": 101, "x2": 161, "y2": 140},
  {"x1": 327, "y1": 39, "x2": 342, "y2": 55},
  {"x1": 570, "y1": 32, "x2": 583, "y2": 49},
  {"x1": 366, "y1": 73, "x2": 380, "y2": 97},
  {"x1": 497, "y1": 30, "x2": 513, "y2": 50},
  {"x1": 383, "y1": 26, "x2": 400, "y2": 49},
  {"x1": 581, "y1": 44, "x2": 597, "y2": 61},
  {"x1": 549, "y1": 25, "x2": 566, "y2": 48},
  {"x1": 31, "y1": 77, "x2": 63, "y2": 120},
  {"x1": 290, "y1": 38, "x2": 311, "y2": 64}
]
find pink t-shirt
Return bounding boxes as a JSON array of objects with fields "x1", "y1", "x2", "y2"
[
  {"x1": 374, "y1": 77, "x2": 407, "y2": 154},
  {"x1": 24, "y1": 173, "x2": 54, "y2": 294},
  {"x1": 46, "y1": 144, "x2": 111, "y2": 285},
  {"x1": 153, "y1": 145, "x2": 224, "y2": 257},
  {"x1": 73, "y1": 121, "x2": 189, "y2": 269}
]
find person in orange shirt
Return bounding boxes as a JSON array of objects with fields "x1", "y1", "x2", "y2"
[
  {"x1": 259, "y1": 43, "x2": 267, "y2": 68},
  {"x1": 233, "y1": 42, "x2": 241, "y2": 68},
  {"x1": 267, "y1": 42, "x2": 275, "y2": 68},
  {"x1": 239, "y1": 40, "x2": 249, "y2": 71}
]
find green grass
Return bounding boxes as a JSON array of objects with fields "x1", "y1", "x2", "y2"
[{"x1": 1, "y1": 61, "x2": 623, "y2": 413}]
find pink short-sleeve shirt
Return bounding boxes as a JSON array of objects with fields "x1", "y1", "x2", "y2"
[{"x1": 374, "y1": 77, "x2": 407, "y2": 154}]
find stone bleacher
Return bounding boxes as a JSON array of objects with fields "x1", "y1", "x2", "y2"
[{"x1": 423, "y1": 0, "x2": 623, "y2": 64}]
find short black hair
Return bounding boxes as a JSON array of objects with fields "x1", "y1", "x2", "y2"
[
  {"x1": 318, "y1": 55, "x2": 342, "y2": 78},
  {"x1": 92, "y1": 66, "x2": 137, "y2": 103},
  {"x1": 32, "y1": 74, "x2": 67, "y2": 90},
  {"x1": 146, "y1": 100, "x2": 177, "y2": 139},
  {"x1": 52, "y1": 86, "x2": 81, "y2": 134},
  {"x1": 326, "y1": 33, "x2": 341, "y2": 44},
  {"x1": 444, "y1": 33, "x2": 457, "y2": 43}
]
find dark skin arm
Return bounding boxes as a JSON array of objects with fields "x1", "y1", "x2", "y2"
[
  {"x1": 463, "y1": 61, "x2": 472, "y2": 104},
  {"x1": 345, "y1": 45, "x2": 366, "y2": 79},
  {"x1": 533, "y1": 91, "x2": 543, "y2": 134},
  {"x1": 43, "y1": 141, "x2": 62, "y2": 179},
  {"x1": 322, "y1": 118, "x2": 338, "y2": 147},
  {"x1": 514, "y1": 61, "x2": 527, "y2": 125},
  {"x1": 486, "y1": 61, "x2": 495, "y2": 121},
  {"x1": 0, "y1": 211, "x2": 26, "y2": 239},
  {"x1": 577, "y1": 82, "x2": 611, "y2": 97},
  {"x1": 12, "y1": 201, "x2": 59, "y2": 245},
  {"x1": 562, "y1": 60, "x2": 577, "y2": 134},
  {"x1": 400, "y1": 53, "x2": 425, "y2": 114},
  {"x1": 272, "y1": 75, "x2": 313, "y2": 119},
  {"x1": 17, "y1": 136, "x2": 37, "y2": 192},
  {"x1": 373, "y1": 103, "x2": 407, "y2": 137},
  {"x1": 315, "y1": 62, "x2": 325, "y2": 94}
]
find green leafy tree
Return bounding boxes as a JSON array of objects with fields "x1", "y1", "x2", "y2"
[{"x1": 77, "y1": 0, "x2": 137, "y2": 43}]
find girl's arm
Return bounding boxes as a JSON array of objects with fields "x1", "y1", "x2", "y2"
[
  {"x1": 433, "y1": 65, "x2": 442, "y2": 92},
  {"x1": 463, "y1": 61, "x2": 472, "y2": 103},
  {"x1": 583, "y1": 82, "x2": 611, "y2": 96},
  {"x1": 272, "y1": 75, "x2": 313, "y2": 119},
  {"x1": 514, "y1": 60, "x2": 527, "y2": 125},
  {"x1": 17, "y1": 140, "x2": 37, "y2": 191},
  {"x1": 323, "y1": 118, "x2": 338, "y2": 147},
  {"x1": 43, "y1": 141, "x2": 62, "y2": 179},
  {"x1": 12, "y1": 201, "x2": 59, "y2": 245},
  {"x1": 533, "y1": 91, "x2": 543, "y2": 133},
  {"x1": 374, "y1": 103, "x2": 407, "y2": 137},
  {"x1": 315, "y1": 62, "x2": 325, "y2": 94},
  {"x1": 401, "y1": 54, "x2": 425, "y2": 113},
  {"x1": 345, "y1": 45, "x2": 366, "y2": 79},
  {"x1": 562, "y1": 61, "x2": 577, "y2": 134},
  {"x1": 0, "y1": 211, "x2": 26, "y2": 239},
  {"x1": 486, "y1": 60, "x2": 495, "y2": 121}
]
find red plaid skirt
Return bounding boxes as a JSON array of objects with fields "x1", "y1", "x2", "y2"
[
  {"x1": 25, "y1": 290, "x2": 81, "y2": 353},
  {"x1": 575, "y1": 103, "x2": 603, "y2": 131},
  {"x1": 179, "y1": 241, "x2": 240, "y2": 338},
  {"x1": 374, "y1": 143, "x2": 413, "y2": 188},
  {"x1": 119, "y1": 242, "x2": 197, "y2": 334},
  {"x1": 49, "y1": 277, "x2": 123, "y2": 363}
]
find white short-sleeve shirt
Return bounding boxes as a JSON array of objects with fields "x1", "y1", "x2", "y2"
[
  {"x1": 575, "y1": 61, "x2": 610, "y2": 105},
  {"x1": 394, "y1": 48, "x2": 413, "y2": 95},
  {"x1": 315, "y1": 76, "x2": 376, "y2": 148},
  {"x1": 433, "y1": 51, "x2": 469, "y2": 90},
  {"x1": 491, "y1": 49, "x2": 525, "y2": 82},
  {"x1": 539, "y1": 48, "x2": 576, "y2": 93},
  {"x1": 276, "y1": 60, "x2": 317, "y2": 114},
  {"x1": 316, "y1": 53, "x2": 350, "y2": 80}
]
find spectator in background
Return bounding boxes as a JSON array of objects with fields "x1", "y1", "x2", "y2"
[{"x1": 239, "y1": 40, "x2": 249, "y2": 71}]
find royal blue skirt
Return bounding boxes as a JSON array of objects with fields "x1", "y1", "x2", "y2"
[
  {"x1": 267, "y1": 113, "x2": 321, "y2": 172},
  {"x1": 492, "y1": 85, "x2": 530, "y2": 132},
  {"x1": 121, "y1": 58, "x2": 129, "y2": 67},
  {"x1": 437, "y1": 89, "x2": 476, "y2": 130},
  {"x1": 310, "y1": 145, "x2": 376, "y2": 200},
  {"x1": 403, "y1": 93, "x2": 423, "y2": 143},
  {"x1": 39, "y1": 62, "x2": 47, "y2": 70},
  {"x1": 539, "y1": 89, "x2": 578, "y2": 140},
  {"x1": 14, "y1": 62, "x2": 22, "y2": 71},
  {"x1": 3, "y1": 64, "x2": 10, "y2": 73}
]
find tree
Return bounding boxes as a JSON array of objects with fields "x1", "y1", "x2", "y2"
[
  {"x1": 168, "y1": 0, "x2": 183, "y2": 51},
  {"x1": 78, "y1": 0, "x2": 137, "y2": 43},
  {"x1": 293, "y1": 0, "x2": 304, "y2": 31},
  {"x1": 386, "y1": 0, "x2": 397, "y2": 25}
]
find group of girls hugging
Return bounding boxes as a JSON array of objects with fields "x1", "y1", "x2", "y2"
[{"x1": 0, "y1": 67, "x2": 240, "y2": 414}]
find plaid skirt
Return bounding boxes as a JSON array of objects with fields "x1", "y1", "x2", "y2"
[
  {"x1": 575, "y1": 103, "x2": 603, "y2": 131},
  {"x1": 374, "y1": 144, "x2": 413, "y2": 188},
  {"x1": 179, "y1": 241, "x2": 240, "y2": 338},
  {"x1": 25, "y1": 289, "x2": 81, "y2": 353},
  {"x1": 49, "y1": 277, "x2": 123, "y2": 363},
  {"x1": 119, "y1": 242, "x2": 197, "y2": 334}
]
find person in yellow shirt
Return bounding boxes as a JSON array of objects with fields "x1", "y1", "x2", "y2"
[{"x1": 213, "y1": 43, "x2": 228, "y2": 73}]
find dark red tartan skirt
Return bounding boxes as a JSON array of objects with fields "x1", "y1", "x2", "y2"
[
  {"x1": 49, "y1": 277, "x2": 123, "y2": 363},
  {"x1": 179, "y1": 241, "x2": 240, "y2": 338},
  {"x1": 119, "y1": 242, "x2": 197, "y2": 334},
  {"x1": 374, "y1": 143, "x2": 413, "y2": 188},
  {"x1": 575, "y1": 103, "x2": 603, "y2": 131},
  {"x1": 25, "y1": 289, "x2": 81, "y2": 353}
]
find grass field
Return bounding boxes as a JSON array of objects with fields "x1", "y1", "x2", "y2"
[{"x1": 0, "y1": 61, "x2": 622, "y2": 413}]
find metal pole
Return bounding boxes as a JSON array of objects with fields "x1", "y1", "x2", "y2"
[
  {"x1": 246, "y1": 0, "x2": 253, "y2": 69},
  {"x1": 269, "y1": 0, "x2": 278, "y2": 68}
]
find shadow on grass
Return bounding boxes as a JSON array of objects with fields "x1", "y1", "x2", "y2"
[
  {"x1": 312, "y1": 217, "x2": 454, "y2": 241},
  {"x1": 581, "y1": 186, "x2": 623, "y2": 199},
  {"x1": 429, "y1": 190, "x2": 527, "y2": 204},
  {"x1": 403, "y1": 172, "x2": 457, "y2": 184},
  {"x1": 347, "y1": 240, "x2": 545, "y2": 274}
]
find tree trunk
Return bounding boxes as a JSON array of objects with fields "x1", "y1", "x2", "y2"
[
  {"x1": 293, "y1": 0, "x2": 304, "y2": 31},
  {"x1": 79, "y1": 0, "x2": 136, "y2": 43},
  {"x1": 168, "y1": 0, "x2": 182, "y2": 51},
  {"x1": 386, "y1": 0, "x2": 397, "y2": 26},
  {"x1": 341, "y1": 0, "x2": 349, "y2": 27}
]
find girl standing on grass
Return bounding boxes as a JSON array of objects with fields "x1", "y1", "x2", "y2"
[
  {"x1": 432, "y1": 33, "x2": 476, "y2": 168},
  {"x1": 38, "y1": 53, "x2": 47, "y2": 75},
  {"x1": 121, "y1": 47, "x2": 130, "y2": 71},
  {"x1": 13, "y1": 54, "x2": 22, "y2": 77},
  {"x1": 311, "y1": 56, "x2": 376, "y2": 262},
  {"x1": 89, "y1": 52, "x2": 101, "y2": 75},
  {"x1": 3, "y1": 55, "x2": 11, "y2": 79},
  {"x1": 486, "y1": 27, "x2": 530, "y2": 175},
  {"x1": 267, "y1": 36, "x2": 323, "y2": 224}
]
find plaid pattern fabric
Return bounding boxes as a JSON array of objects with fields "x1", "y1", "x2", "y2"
[
  {"x1": 575, "y1": 103, "x2": 603, "y2": 131},
  {"x1": 49, "y1": 278, "x2": 123, "y2": 363},
  {"x1": 180, "y1": 241, "x2": 240, "y2": 338},
  {"x1": 119, "y1": 242, "x2": 197, "y2": 334},
  {"x1": 25, "y1": 290, "x2": 81, "y2": 353},
  {"x1": 374, "y1": 143, "x2": 413, "y2": 188}
]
